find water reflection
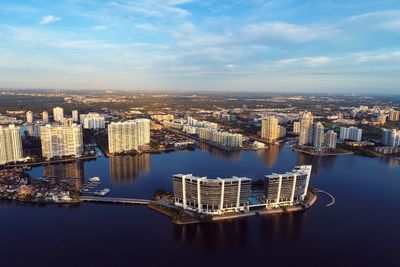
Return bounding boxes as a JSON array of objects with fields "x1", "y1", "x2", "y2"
[
  {"x1": 257, "y1": 144, "x2": 282, "y2": 167},
  {"x1": 43, "y1": 161, "x2": 84, "y2": 189},
  {"x1": 199, "y1": 143, "x2": 242, "y2": 160},
  {"x1": 173, "y1": 212, "x2": 305, "y2": 249},
  {"x1": 109, "y1": 154, "x2": 150, "y2": 183},
  {"x1": 296, "y1": 152, "x2": 336, "y2": 176}
]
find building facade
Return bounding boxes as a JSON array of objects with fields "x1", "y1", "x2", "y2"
[
  {"x1": 313, "y1": 122, "x2": 325, "y2": 149},
  {"x1": 42, "y1": 111, "x2": 49, "y2": 123},
  {"x1": 0, "y1": 125, "x2": 23, "y2": 165},
  {"x1": 108, "y1": 119, "x2": 151, "y2": 154},
  {"x1": 293, "y1": 121, "x2": 301, "y2": 134},
  {"x1": 26, "y1": 111, "x2": 33, "y2": 123},
  {"x1": 80, "y1": 112, "x2": 105, "y2": 129},
  {"x1": 198, "y1": 128, "x2": 243, "y2": 148},
  {"x1": 389, "y1": 110, "x2": 400, "y2": 121},
  {"x1": 382, "y1": 129, "x2": 400, "y2": 147},
  {"x1": 173, "y1": 174, "x2": 252, "y2": 215},
  {"x1": 261, "y1": 116, "x2": 280, "y2": 142},
  {"x1": 265, "y1": 165, "x2": 312, "y2": 208},
  {"x1": 72, "y1": 110, "x2": 79, "y2": 122},
  {"x1": 298, "y1": 112, "x2": 314, "y2": 145},
  {"x1": 53, "y1": 107, "x2": 64, "y2": 122},
  {"x1": 324, "y1": 130, "x2": 337, "y2": 148},
  {"x1": 40, "y1": 124, "x2": 83, "y2": 160},
  {"x1": 340, "y1": 126, "x2": 363, "y2": 141}
]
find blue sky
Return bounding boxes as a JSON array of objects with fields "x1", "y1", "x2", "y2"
[{"x1": 1, "y1": 0, "x2": 400, "y2": 93}]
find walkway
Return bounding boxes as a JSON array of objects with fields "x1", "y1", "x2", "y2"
[
  {"x1": 80, "y1": 196, "x2": 152, "y2": 205},
  {"x1": 315, "y1": 189, "x2": 335, "y2": 207}
]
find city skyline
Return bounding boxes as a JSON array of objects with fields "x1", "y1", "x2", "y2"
[{"x1": 1, "y1": 0, "x2": 400, "y2": 93}]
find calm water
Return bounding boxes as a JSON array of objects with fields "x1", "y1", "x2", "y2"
[{"x1": 1, "y1": 144, "x2": 400, "y2": 267}]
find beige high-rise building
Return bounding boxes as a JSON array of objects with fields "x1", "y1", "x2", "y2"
[
  {"x1": 53, "y1": 107, "x2": 64, "y2": 122},
  {"x1": 72, "y1": 110, "x2": 79, "y2": 122},
  {"x1": 293, "y1": 121, "x2": 301, "y2": 134},
  {"x1": 299, "y1": 112, "x2": 314, "y2": 146},
  {"x1": 108, "y1": 119, "x2": 151, "y2": 154},
  {"x1": 0, "y1": 125, "x2": 23, "y2": 165},
  {"x1": 40, "y1": 124, "x2": 83, "y2": 160},
  {"x1": 261, "y1": 116, "x2": 280, "y2": 142},
  {"x1": 324, "y1": 130, "x2": 337, "y2": 148},
  {"x1": 313, "y1": 122, "x2": 325, "y2": 149},
  {"x1": 389, "y1": 110, "x2": 400, "y2": 121},
  {"x1": 26, "y1": 111, "x2": 33, "y2": 124},
  {"x1": 377, "y1": 114, "x2": 387, "y2": 124},
  {"x1": 42, "y1": 111, "x2": 49, "y2": 123}
]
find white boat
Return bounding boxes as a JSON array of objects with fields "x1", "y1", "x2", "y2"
[
  {"x1": 89, "y1": 177, "x2": 101, "y2": 183},
  {"x1": 95, "y1": 188, "x2": 110, "y2": 196}
]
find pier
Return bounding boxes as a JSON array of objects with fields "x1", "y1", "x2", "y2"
[
  {"x1": 80, "y1": 196, "x2": 152, "y2": 205},
  {"x1": 315, "y1": 189, "x2": 335, "y2": 207}
]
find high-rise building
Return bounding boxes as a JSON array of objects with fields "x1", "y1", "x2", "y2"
[
  {"x1": 298, "y1": 112, "x2": 314, "y2": 146},
  {"x1": 389, "y1": 110, "x2": 400, "y2": 121},
  {"x1": 313, "y1": 122, "x2": 325, "y2": 149},
  {"x1": 42, "y1": 111, "x2": 49, "y2": 123},
  {"x1": 53, "y1": 107, "x2": 64, "y2": 122},
  {"x1": 198, "y1": 128, "x2": 243, "y2": 148},
  {"x1": 26, "y1": 111, "x2": 33, "y2": 124},
  {"x1": 324, "y1": 130, "x2": 337, "y2": 148},
  {"x1": 382, "y1": 129, "x2": 400, "y2": 147},
  {"x1": 0, "y1": 125, "x2": 23, "y2": 165},
  {"x1": 173, "y1": 174, "x2": 252, "y2": 214},
  {"x1": 40, "y1": 124, "x2": 83, "y2": 160},
  {"x1": 80, "y1": 113, "x2": 105, "y2": 129},
  {"x1": 340, "y1": 127, "x2": 363, "y2": 141},
  {"x1": 72, "y1": 110, "x2": 79, "y2": 122},
  {"x1": 108, "y1": 119, "x2": 151, "y2": 154},
  {"x1": 261, "y1": 116, "x2": 280, "y2": 142},
  {"x1": 377, "y1": 114, "x2": 387, "y2": 124},
  {"x1": 293, "y1": 121, "x2": 301, "y2": 134},
  {"x1": 265, "y1": 165, "x2": 312, "y2": 207}
]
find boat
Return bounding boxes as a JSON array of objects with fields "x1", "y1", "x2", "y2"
[
  {"x1": 95, "y1": 188, "x2": 110, "y2": 196},
  {"x1": 89, "y1": 176, "x2": 101, "y2": 183}
]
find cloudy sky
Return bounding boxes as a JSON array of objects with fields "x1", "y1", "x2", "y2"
[{"x1": 1, "y1": 0, "x2": 400, "y2": 93}]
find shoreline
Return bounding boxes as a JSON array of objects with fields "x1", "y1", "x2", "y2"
[{"x1": 292, "y1": 147, "x2": 353, "y2": 156}]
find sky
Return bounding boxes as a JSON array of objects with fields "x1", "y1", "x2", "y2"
[{"x1": 0, "y1": 0, "x2": 400, "y2": 93}]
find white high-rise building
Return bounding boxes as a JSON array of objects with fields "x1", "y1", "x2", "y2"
[
  {"x1": 266, "y1": 165, "x2": 312, "y2": 208},
  {"x1": 0, "y1": 125, "x2": 23, "y2": 165},
  {"x1": 80, "y1": 113, "x2": 105, "y2": 129},
  {"x1": 340, "y1": 127, "x2": 363, "y2": 141},
  {"x1": 40, "y1": 124, "x2": 83, "y2": 160},
  {"x1": 53, "y1": 107, "x2": 64, "y2": 122},
  {"x1": 324, "y1": 130, "x2": 337, "y2": 148},
  {"x1": 293, "y1": 121, "x2": 301, "y2": 134},
  {"x1": 382, "y1": 129, "x2": 400, "y2": 147},
  {"x1": 26, "y1": 111, "x2": 33, "y2": 123},
  {"x1": 261, "y1": 116, "x2": 280, "y2": 142},
  {"x1": 72, "y1": 110, "x2": 79, "y2": 122},
  {"x1": 313, "y1": 122, "x2": 325, "y2": 149},
  {"x1": 108, "y1": 119, "x2": 150, "y2": 154},
  {"x1": 42, "y1": 111, "x2": 49, "y2": 123},
  {"x1": 198, "y1": 128, "x2": 243, "y2": 148},
  {"x1": 299, "y1": 112, "x2": 314, "y2": 146}
]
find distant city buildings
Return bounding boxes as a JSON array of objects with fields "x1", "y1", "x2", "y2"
[
  {"x1": 0, "y1": 125, "x2": 23, "y2": 165},
  {"x1": 26, "y1": 111, "x2": 33, "y2": 123},
  {"x1": 187, "y1": 116, "x2": 218, "y2": 129},
  {"x1": 40, "y1": 124, "x2": 83, "y2": 160},
  {"x1": 42, "y1": 111, "x2": 49, "y2": 123},
  {"x1": 80, "y1": 112, "x2": 105, "y2": 129},
  {"x1": 173, "y1": 174, "x2": 252, "y2": 215},
  {"x1": 265, "y1": 165, "x2": 312, "y2": 208},
  {"x1": 339, "y1": 126, "x2": 363, "y2": 141},
  {"x1": 382, "y1": 129, "x2": 400, "y2": 147},
  {"x1": 150, "y1": 114, "x2": 174, "y2": 122},
  {"x1": 108, "y1": 119, "x2": 151, "y2": 154},
  {"x1": 72, "y1": 110, "x2": 79, "y2": 122},
  {"x1": 53, "y1": 107, "x2": 64, "y2": 122},
  {"x1": 261, "y1": 116, "x2": 280, "y2": 142},
  {"x1": 198, "y1": 128, "x2": 243, "y2": 149}
]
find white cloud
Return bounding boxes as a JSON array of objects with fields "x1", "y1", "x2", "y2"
[
  {"x1": 135, "y1": 23, "x2": 157, "y2": 31},
  {"x1": 39, "y1": 15, "x2": 61, "y2": 25}
]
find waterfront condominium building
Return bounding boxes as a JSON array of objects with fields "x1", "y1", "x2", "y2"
[
  {"x1": 340, "y1": 126, "x2": 363, "y2": 141},
  {"x1": 40, "y1": 124, "x2": 83, "y2": 160},
  {"x1": 53, "y1": 107, "x2": 64, "y2": 122},
  {"x1": 72, "y1": 110, "x2": 79, "y2": 122},
  {"x1": 293, "y1": 121, "x2": 301, "y2": 134},
  {"x1": 298, "y1": 112, "x2": 314, "y2": 146},
  {"x1": 324, "y1": 130, "x2": 337, "y2": 148},
  {"x1": 382, "y1": 129, "x2": 400, "y2": 147},
  {"x1": 0, "y1": 125, "x2": 23, "y2": 165},
  {"x1": 42, "y1": 111, "x2": 49, "y2": 123},
  {"x1": 173, "y1": 174, "x2": 252, "y2": 215},
  {"x1": 389, "y1": 110, "x2": 400, "y2": 121},
  {"x1": 265, "y1": 165, "x2": 312, "y2": 208},
  {"x1": 80, "y1": 112, "x2": 105, "y2": 129},
  {"x1": 377, "y1": 114, "x2": 387, "y2": 124},
  {"x1": 26, "y1": 111, "x2": 33, "y2": 124},
  {"x1": 313, "y1": 122, "x2": 325, "y2": 149},
  {"x1": 261, "y1": 116, "x2": 280, "y2": 142},
  {"x1": 198, "y1": 128, "x2": 243, "y2": 148},
  {"x1": 108, "y1": 119, "x2": 151, "y2": 154}
]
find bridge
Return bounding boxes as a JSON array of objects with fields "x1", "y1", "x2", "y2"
[
  {"x1": 315, "y1": 189, "x2": 335, "y2": 207},
  {"x1": 80, "y1": 196, "x2": 152, "y2": 205}
]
